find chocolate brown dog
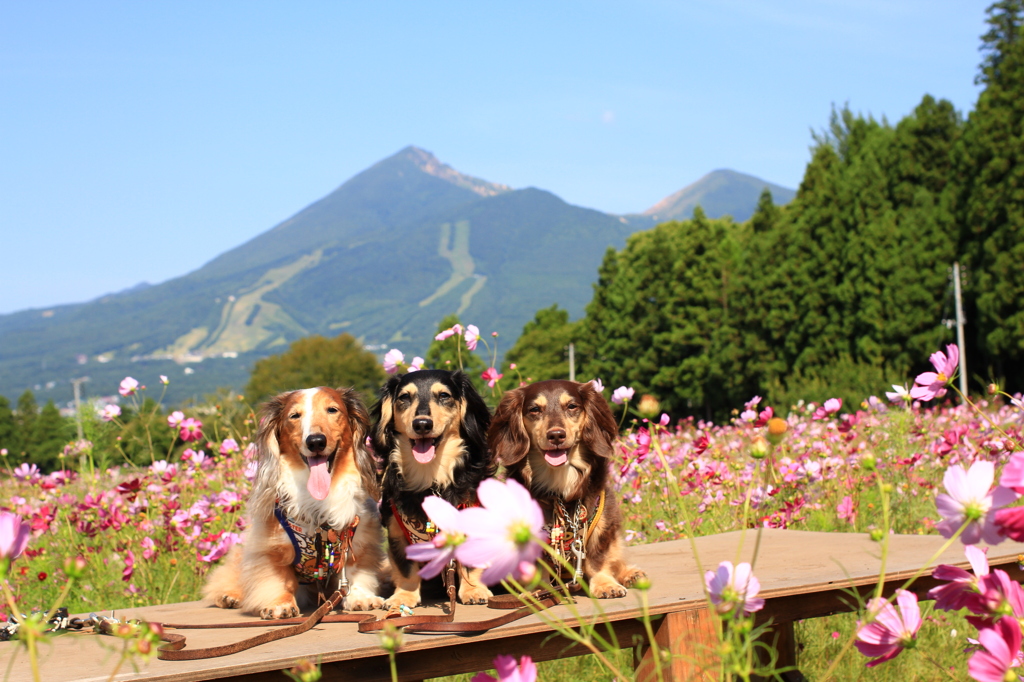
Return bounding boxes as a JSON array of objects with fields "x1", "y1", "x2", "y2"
[{"x1": 488, "y1": 379, "x2": 645, "y2": 597}]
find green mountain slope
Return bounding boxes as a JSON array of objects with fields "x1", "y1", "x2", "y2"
[
  {"x1": 0, "y1": 149, "x2": 792, "y2": 407},
  {"x1": 640, "y1": 169, "x2": 796, "y2": 223}
]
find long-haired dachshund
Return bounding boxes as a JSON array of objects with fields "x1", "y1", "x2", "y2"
[
  {"x1": 203, "y1": 387, "x2": 385, "y2": 618},
  {"x1": 370, "y1": 369, "x2": 494, "y2": 609},
  {"x1": 488, "y1": 379, "x2": 646, "y2": 598}
]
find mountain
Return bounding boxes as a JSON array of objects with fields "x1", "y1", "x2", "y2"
[
  {"x1": 0, "y1": 148, "x2": 793, "y2": 407},
  {"x1": 640, "y1": 169, "x2": 796, "y2": 223}
]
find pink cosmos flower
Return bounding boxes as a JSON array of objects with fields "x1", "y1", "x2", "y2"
[
  {"x1": 141, "y1": 536, "x2": 158, "y2": 561},
  {"x1": 910, "y1": 343, "x2": 959, "y2": 401},
  {"x1": 456, "y1": 479, "x2": 546, "y2": 585},
  {"x1": 0, "y1": 512, "x2": 31, "y2": 561},
  {"x1": 744, "y1": 396, "x2": 762, "y2": 410},
  {"x1": 383, "y1": 349, "x2": 405, "y2": 375},
  {"x1": 704, "y1": 561, "x2": 764, "y2": 615},
  {"x1": 167, "y1": 410, "x2": 185, "y2": 428},
  {"x1": 219, "y1": 438, "x2": 240, "y2": 456},
  {"x1": 481, "y1": 367, "x2": 503, "y2": 388},
  {"x1": 929, "y1": 545, "x2": 990, "y2": 612},
  {"x1": 464, "y1": 325, "x2": 480, "y2": 351},
  {"x1": 406, "y1": 496, "x2": 466, "y2": 579},
  {"x1": 611, "y1": 386, "x2": 635, "y2": 405},
  {"x1": 435, "y1": 324, "x2": 463, "y2": 341},
  {"x1": 99, "y1": 404, "x2": 121, "y2": 421},
  {"x1": 854, "y1": 590, "x2": 921, "y2": 667},
  {"x1": 659, "y1": 413, "x2": 671, "y2": 426},
  {"x1": 812, "y1": 398, "x2": 842, "y2": 420},
  {"x1": 975, "y1": 570, "x2": 1024, "y2": 625},
  {"x1": 999, "y1": 452, "x2": 1024, "y2": 494},
  {"x1": 935, "y1": 461, "x2": 1017, "y2": 544},
  {"x1": 119, "y1": 377, "x2": 139, "y2": 396},
  {"x1": 12, "y1": 463, "x2": 40, "y2": 482},
  {"x1": 471, "y1": 655, "x2": 537, "y2": 682},
  {"x1": 590, "y1": 378, "x2": 604, "y2": 393},
  {"x1": 408, "y1": 357, "x2": 425, "y2": 372},
  {"x1": 969, "y1": 617, "x2": 1023, "y2": 682},
  {"x1": 179, "y1": 418, "x2": 204, "y2": 442},
  {"x1": 122, "y1": 549, "x2": 135, "y2": 582},
  {"x1": 837, "y1": 496, "x2": 856, "y2": 526}
]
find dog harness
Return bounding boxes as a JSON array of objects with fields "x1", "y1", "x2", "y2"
[
  {"x1": 545, "y1": 489, "x2": 606, "y2": 586},
  {"x1": 274, "y1": 505, "x2": 359, "y2": 601}
]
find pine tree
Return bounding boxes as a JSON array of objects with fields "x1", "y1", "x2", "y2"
[
  {"x1": 13, "y1": 390, "x2": 39, "y2": 461},
  {"x1": 31, "y1": 400, "x2": 70, "y2": 472},
  {"x1": 0, "y1": 396, "x2": 15, "y2": 456},
  {"x1": 503, "y1": 305, "x2": 580, "y2": 382},
  {"x1": 959, "y1": 0, "x2": 1024, "y2": 388}
]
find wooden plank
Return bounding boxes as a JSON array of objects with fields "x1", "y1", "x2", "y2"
[
  {"x1": 636, "y1": 608, "x2": 720, "y2": 682},
  {"x1": 2, "y1": 531, "x2": 1021, "y2": 681}
]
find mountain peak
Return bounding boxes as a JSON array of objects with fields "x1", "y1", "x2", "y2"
[
  {"x1": 642, "y1": 169, "x2": 795, "y2": 222},
  {"x1": 397, "y1": 146, "x2": 512, "y2": 198}
]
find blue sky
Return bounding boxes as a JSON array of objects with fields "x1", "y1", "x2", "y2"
[{"x1": 1, "y1": 1, "x2": 991, "y2": 314}]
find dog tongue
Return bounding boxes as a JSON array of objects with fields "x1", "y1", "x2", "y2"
[
  {"x1": 412, "y1": 439, "x2": 436, "y2": 464},
  {"x1": 544, "y1": 450, "x2": 568, "y2": 466},
  {"x1": 307, "y1": 456, "x2": 331, "y2": 500}
]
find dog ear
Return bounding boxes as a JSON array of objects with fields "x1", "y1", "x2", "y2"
[
  {"x1": 487, "y1": 387, "x2": 530, "y2": 466},
  {"x1": 369, "y1": 375, "x2": 402, "y2": 460},
  {"x1": 336, "y1": 387, "x2": 379, "y2": 500},
  {"x1": 453, "y1": 370, "x2": 492, "y2": 460},
  {"x1": 248, "y1": 391, "x2": 290, "y2": 519},
  {"x1": 579, "y1": 382, "x2": 618, "y2": 459}
]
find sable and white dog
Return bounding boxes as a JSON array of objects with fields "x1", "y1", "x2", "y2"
[{"x1": 203, "y1": 387, "x2": 385, "y2": 618}]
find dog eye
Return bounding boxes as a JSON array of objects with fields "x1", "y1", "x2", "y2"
[
  {"x1": 437, "y1": 392, "x2": 451, "y2": 401},
  {"x1": 326, "y1": 406, "x2": 339, "y2": 414},
  {"x1": 289, "y1": 412, "x2": 301, "y2": 420},
  {"x1": 527, "y1": 405, "x2": 541, "y2": 414},
  {"x1": 567, "y1": 403, "x2": 580, "y2": 411}
]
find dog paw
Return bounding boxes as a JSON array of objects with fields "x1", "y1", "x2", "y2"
[
  {"x1": 260, "y1": 600, "x2": 300, "y2": 620},
  {"x1": 214, "y1": 594, "x2": 241, "y2": 609},
  {"x1": 622, "y1": 568, "x2": 648, "y2": 588},
  {"x1": 384, "y1": 591, "x2": 420, "y2": 611},
  {"x1": 458, "y1": 585, "x2": 493, "y2": 605},
  {"x1": 344, "y1": 591, "x2": 385, "y2": 612},
  {"x1": 591, "y1": 576, "x2": 628, "y2": 599}
]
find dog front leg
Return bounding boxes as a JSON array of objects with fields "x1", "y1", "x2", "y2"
[
  {"x1": 239, "y1": 540, "x2": 302, "y2": 619},
  {"x1": 383, "y1": 516, "x2": 421, "y2": 610},
  {"x1": 457, "y1": 564, "x2": 492, "y2": 605},
  {"x1": 343, "y1": 508, "x2": 386, "y2": 611}
]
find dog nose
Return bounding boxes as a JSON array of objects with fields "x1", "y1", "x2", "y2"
[
  {"x1": 412, "y1": 418, "x2": 433, "y2": 436},
  {"x1": 547, "y1": 428, "x2": 566, "y2": 446},
  {"x1": 306, "y1": 433, "x2": 327, "y2": 453}
]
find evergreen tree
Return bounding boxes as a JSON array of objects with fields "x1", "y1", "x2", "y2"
[
  {"x1": 245, "y1": 333, "x2": 385, "y2": 404},
  {"x1": 31, "y1": 400, "x2": 70, "y2": 472},
  {"x1": 504, "y1": 305, "x2": 581, "y2": 382},
  {"x1": 0, "y1": 396, "x2": 15, "y2": 455},
  {"x1": 959, "y1": 0, "x2": 1024, "y2": 388},
  {"x1": 13, "y1": 390, "x2": 39, "y2": 461}
]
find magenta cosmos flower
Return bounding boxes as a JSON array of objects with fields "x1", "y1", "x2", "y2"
[
  {"x1": 481, "y1": 367, "x2": 503, "y2": 388},
  {"x1": 383, "y1": 349, "x2": 405, "y2": 374},
  {"x1": 854, "y1": 590, "x2": 921, "y2": 667},
  {"x1": 969, "y1": 617, "x2": 1023, "y2": 682},
  {"x1": 0, "y1": 512, "x2": 31, "y2": 562},
  {"x1": 406, "y1": 496, "x2": 467, "y2": 579},
  {"x1": 910, "y1": 343, "x2": 959, "y2": 401},
  {"x1": 99, "y1": 404, "x2": 121, "y2": 421},
  {"x1": 471, "y1": 655, "x2": 537, "y2": 682},
  {"x1": 929, "y1": 545, "x2": 990, "y2": 612},
  {"x1": 456, "y1": 478, "x2": 545, "y2": 585},
  {"x1": 936, "y1": 460, "x2": 1017, "y2": 545},
  {"x1": 178, "y1": 418, "x2": 204, "y2": 442},
  {"x1": 704, "y1": 561, "x2": 764, "y2": 615}
]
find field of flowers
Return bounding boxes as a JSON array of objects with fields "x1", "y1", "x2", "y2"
[{"x1": 2, "y1": 343, "x2": 1024, "y2": 681}]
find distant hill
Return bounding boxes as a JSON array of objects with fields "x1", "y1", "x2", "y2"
[
  {"x1": 0, "y1": 148, "x2": 793, "y2": 407},
  {"x1": 640, "y1": 169, "x2": 796, "y2": 223}
]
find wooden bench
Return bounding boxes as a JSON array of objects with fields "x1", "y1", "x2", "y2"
[{"x1": 4, "y1": 529, "x2": 1022, "y2": 682}]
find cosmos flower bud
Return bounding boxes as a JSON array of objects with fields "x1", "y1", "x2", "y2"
[
  {"x1": 766, "y1": 418, "x2": 788, "y2": 445},
  {"x1": 750, "y1": 436, "x2": 769, "y2": 460},
  {"x1": 861, "y1": 453, "x2": 877, "y2": 472}
]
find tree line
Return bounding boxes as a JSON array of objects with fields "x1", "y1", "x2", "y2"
[{"x1": 504, "y1": 1, "x2": 1024, "y2": 419}]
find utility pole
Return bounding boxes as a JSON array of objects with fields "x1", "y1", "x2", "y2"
[
  {"x1": 71, "y1": 377, "x2": 89, "y2": 441},
  {"x1": 953, "y1": 262, "x2": 968, "y2": 399},
  {"x1": 568, "y1": 343, "x2": 576, "y2": 382}
]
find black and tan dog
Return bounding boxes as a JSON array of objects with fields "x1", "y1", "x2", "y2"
[
  {"x1": 370, "y1": 369, "x2": 494, "y2": 609},
  {"x1": 488, "y1": 379, "x2": 645, "y2": 598}
]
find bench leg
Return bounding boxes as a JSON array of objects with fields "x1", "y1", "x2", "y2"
[
  {"x1": 635, "y1": 608, "x2": 720, "y2": 682},
  {"x1": 753, "y1": 621, "x2": 805, "y2": 682}
]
